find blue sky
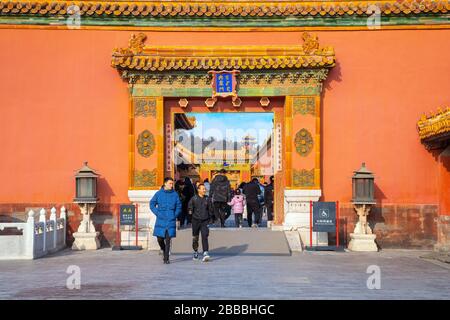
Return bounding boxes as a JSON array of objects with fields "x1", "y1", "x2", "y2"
[{"x1": 185, "y1": 112, "x2": 273, "y2": 146}]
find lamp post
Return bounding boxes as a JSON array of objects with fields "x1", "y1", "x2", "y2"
[
  {"x1": 348, "y1": 163, "x2": 378, "y2": 252},
  {"x1": 72, "y1": 161, "x2": 101, "y2": 250}
]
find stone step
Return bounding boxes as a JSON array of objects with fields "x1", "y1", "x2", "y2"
[{"x1": 171, "y1": 228, "x2": 291, "y2": 256}]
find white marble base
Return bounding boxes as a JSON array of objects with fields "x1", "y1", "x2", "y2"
[
  {"x1": 348, "y1": 233, "x2": 378, "y2": 252},
  {"x1": 283, "y1": 189, "x2": 328, "y2": 247},
  {"x1": 72, "y1": 232, "x2": 100, "y2": 250},
  {"x1": 128, "y1": 189, "x2": 160, "y2": 250},
  {"x1": 284, "y1": 230, "x2": 303, "y2": 252},
  {"x1": 120, "y1": 230, "x2": 159, "y2": 249}
]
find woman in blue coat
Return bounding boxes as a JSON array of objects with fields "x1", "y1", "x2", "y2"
[{"x1": 150, "y1": 177, "x2": 182, "y2": 264}]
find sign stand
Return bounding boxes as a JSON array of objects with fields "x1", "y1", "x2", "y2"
[
  {"x1": 305, "y1": 201, "x2": 343, "y2": 252},
  {"x1": 112, "y1": 204, "x2": 142, "y2": 251}
]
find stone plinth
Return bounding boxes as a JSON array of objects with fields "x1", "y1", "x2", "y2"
[
  {"x1": 72, "y1": 232, "x2": 100, "y2": 250},
  {"x1": 283, "y1": 189, "x2": 328, "y2": 247},
  {"x1": 348, "y1": 203, "x2": 378, "y2": 252},
  {"x1": 72, "y1": 202, "x2": 100, "y2": 251},
  {"x1": 348, "y1": 233, "x2": 378, "y2": 252},
  {"x1": 128, "y1": 189, "x2": 160, "y2": 250}
]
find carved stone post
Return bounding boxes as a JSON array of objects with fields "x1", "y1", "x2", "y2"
[
  {"x1": 72, "y1": 203, "x2": 100, "y2": 250},
  {"x1": 348, "y1": 204, "x2": 378, "y2": 252}
]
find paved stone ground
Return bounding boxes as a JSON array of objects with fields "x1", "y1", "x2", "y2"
[{"x1": 0, "y1": 248, "x2": 449, "y2": 300}]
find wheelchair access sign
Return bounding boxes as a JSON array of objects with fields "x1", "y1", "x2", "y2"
[{"x1": 312, "y1": 202, "x2": 336, "y2": 232}]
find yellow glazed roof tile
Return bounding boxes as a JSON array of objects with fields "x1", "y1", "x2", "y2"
[{"x1": 111, "y1": 32, "x2": 336, "y2": 71}]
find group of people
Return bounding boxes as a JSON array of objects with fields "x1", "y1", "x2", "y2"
[{"x1": 149, "y1": 170, "x2": 274, "y2": 264}]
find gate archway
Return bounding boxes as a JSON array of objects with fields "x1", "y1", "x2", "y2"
[{"x1": 112, "y1": 32, "x2": 335, "y2": 246}]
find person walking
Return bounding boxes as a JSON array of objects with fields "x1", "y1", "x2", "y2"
[
  {"x1": 203, "y1": 178, "x2": 211, "y2": 196},
  {"x1": 228, "y1": 189, "x2": 246, "y2": 228},
  {"x1": 243, "y1": 178, "x2": 262, "y2": 228},
  {"x1": 264, "y1": 176, "x2": 274, "y2": 228},
  {"x1": 174, "y1": 179, "x2": 185, "y2": 230},
  {"x1": 181, "y1": 176, "x2": 195, "y2": 228},
  {"x1": 209, "y1": 169, "x2": 231, "y2": 227},
  {"x1": 150, "y1": 177, "x2": 182, "y2": 264},
  {"x1": 188, "y1": 184, "x2": 212, "y2": 262}
]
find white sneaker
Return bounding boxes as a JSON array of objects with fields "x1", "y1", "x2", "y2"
[
  {"x1": 202, "y1": 251, "x2": 211, "y2": 262},
  {"x1": 193, "y1": 251, "x2": 199, "y2": 261}
]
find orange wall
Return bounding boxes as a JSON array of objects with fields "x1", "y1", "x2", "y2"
[{"x1": 0, "y1": 28, "x2": 448, "y2": 207}]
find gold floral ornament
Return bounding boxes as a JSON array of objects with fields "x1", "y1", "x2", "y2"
[
  {"x1": 134, "y1": 98, "x2": 156, "y2": 118},
  {"x1": 134, "y1": 169, "x2": 157, "y2": 187},
  {"x1": 136, "y1": 130, "x2": 155, "y2": 158},
  {"x1": 293, "y1": 169, "x2": 315, "y2": 187},
  {"x1": 293, "y1": 97, "x2": 315, "y2": 116},
  {"x1": 295, "y1": 128, "x2": 314, "y2": 157}
]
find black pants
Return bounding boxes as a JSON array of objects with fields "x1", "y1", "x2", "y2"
[
  {"x1": 234, "y1": 213, "x2": 243, "y2": 227},
  {"x1": 157, "y1": 230, "x2": 171, "y2": 262},
  {"x1": 213, "y1": 201, "x2": 228, "y2": 226},
  {"x1": 247, "y1": 201, "x2": 261, "y2": 226},
  {"x1": 266, "y1": 204, "x2": 274, "y2": 221},
  {"x1": 192, "y1": 218, "x2": 209, "y2": 252}
]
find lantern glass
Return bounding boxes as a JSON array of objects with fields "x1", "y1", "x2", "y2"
[
  {"x1": 76, "y1": 177, "x2": 96, "y2": 198},
  {"x1": 353, "y1": 178, "x2": 374, "y2": 202}
]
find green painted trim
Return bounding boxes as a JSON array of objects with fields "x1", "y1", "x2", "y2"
[
  {"x1": 132, "y1": 85, "x2": 321, "y2": 97},
  {"x1": 0, "y1": 14, "x2": 449, "y2": 28}
]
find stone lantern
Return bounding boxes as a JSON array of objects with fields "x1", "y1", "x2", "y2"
[
  {"x1": 348, "y1": 163, "x2": 378, "y2": 252},
  {"x1": 72, "y1": 161, "x2": 101, "y2": 250}
]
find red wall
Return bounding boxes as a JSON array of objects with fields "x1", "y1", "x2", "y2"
[{"x1": 0, "y1": 28, "x2": 448, "y2": 246}]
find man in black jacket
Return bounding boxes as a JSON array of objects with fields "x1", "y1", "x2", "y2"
[
  {"x1": 264, "y1": 176, "x2": 274, "y2": 227},
  {"x1": 209, "y1": 169, "x2": 231, "y2": 227},
  {"x1": 188, "y1": 184, "x2": 212, "y2": 262},
  {"x1": 243, "y1": 178, "x2": 262, "y2": 227}
]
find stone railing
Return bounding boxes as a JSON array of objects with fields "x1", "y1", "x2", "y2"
[{"x1": 0, "y1": 207, "x2": 67, "y2": 260}]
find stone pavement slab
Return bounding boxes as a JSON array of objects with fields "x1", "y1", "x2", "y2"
[
  {"x1": 0, "y1": 248, "x2": 449, "y2": 300},
  {"x1": 171, "y1": 228, "x2": 291, "y2": 255}
]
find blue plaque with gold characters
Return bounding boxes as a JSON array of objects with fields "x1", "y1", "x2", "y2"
[{"x1": 209, "y1": 70, "x2": 240, "y2": 99}]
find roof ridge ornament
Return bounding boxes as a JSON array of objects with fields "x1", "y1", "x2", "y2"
[
  {"x1": 301, "y1": 32, "x2": 320, "y2": 54},
  {"x1": 113, "y1": 33, "x2": 147, "y2": 56}
]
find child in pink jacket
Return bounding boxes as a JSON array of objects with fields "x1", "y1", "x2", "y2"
[{"x1": 228, "y1": 189, "x2": 246, "y2": 228}]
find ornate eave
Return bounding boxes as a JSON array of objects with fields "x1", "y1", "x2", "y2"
[
  {"x1": 1, "y1": 1, "x2": 449, "y2": 28},
  {"x1": 112, "y1": 32, "x2": 335, "y2": 72},
  {"x1": 417, "y1": 107, "x2": 450, "y2": 150},
  {"x1": 112, "y1": 32, "x2": 335, "y2": 95},
  {"x1": 1, "y1": 1, "x2": 449, "y2": 18}
]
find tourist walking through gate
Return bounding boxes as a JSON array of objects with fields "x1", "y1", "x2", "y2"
[
  {"x1": 264, "y1": 176, "x2": 274, "y2": 228},
  {"x1": 181, "y1": 177, "x2": 195, "y2": 228},
  {"x1": 209, "y1": 169, "x2": 232, "y2": 227},
  {"x1": 188, "y1": 184, "x2": 212, "y2": 262},
  {"x1": 203, "y1": 178, "x2": 211, "y2": 196},
  {"x1": 150, "y1": 177, "x2": 182, "y2": 264},
  {"x1": 243, "y1": 178, "x2": 262, "y2": 227},
  {"x1": 228, "y1": 189, "x2": 246, "y2": 228}
]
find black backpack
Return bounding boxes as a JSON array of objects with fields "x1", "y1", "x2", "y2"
[{"x1": 211, "y1": 176, "x2": 230, "y2": 202}]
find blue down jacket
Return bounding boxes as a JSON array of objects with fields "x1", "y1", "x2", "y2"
[{"x1": 150, "y1": 188, "x2": 182, "y2": 238}]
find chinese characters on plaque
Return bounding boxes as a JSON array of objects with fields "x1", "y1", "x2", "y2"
[{"x1": 208, "y1": 70, "x2": 240, "y2": 107}]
